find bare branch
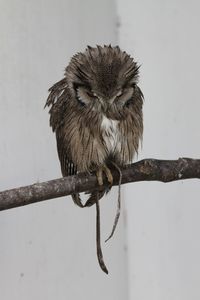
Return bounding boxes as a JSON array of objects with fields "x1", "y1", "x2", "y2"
[{"x1": 0, "y1": 157, "x2": 200, "y2": 211}]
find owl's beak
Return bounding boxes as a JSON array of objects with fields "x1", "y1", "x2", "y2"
[
  {"x1": 98, "y1": 96, "x2": 116, "y2": 112},
  {"x1": 98, "y1": 98, "x2": 107, "y2": 112},
  {"x1": 108, "y1": 96, "x2": 116, "y2": 105}
]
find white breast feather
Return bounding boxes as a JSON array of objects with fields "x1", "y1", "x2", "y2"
[{"x1": 101, "y1": 115, "x2": 120, "y2": 153}]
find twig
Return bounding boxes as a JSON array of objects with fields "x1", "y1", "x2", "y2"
[{"x1": 0, "y1": 157, "x2": 200, "y2": 211}]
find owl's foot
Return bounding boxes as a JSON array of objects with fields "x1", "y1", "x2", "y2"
[
  {"x1": 96, "y1": 165, "x2": 113, "y2": 186},
  {"x1": 84, "y1": 165, "x2": 113, "y2": 208},
  {"x1": 72, "y1": 193, "x2": 84, "y2": 208}
]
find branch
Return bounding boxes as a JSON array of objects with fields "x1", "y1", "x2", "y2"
[{"x1": 0, "y1": 158, "x2": 200, "y2": 211}]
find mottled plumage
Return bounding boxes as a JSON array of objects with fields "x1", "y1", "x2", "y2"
[{"x1": 45, "y1": 45, "x2": 143, "y2": 273}]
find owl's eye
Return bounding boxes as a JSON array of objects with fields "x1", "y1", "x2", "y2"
[
  {"x1": 76, "y1": 86, "x2": 95, "y2": 107},
  {"x1": 116, "y1": 90, "x2": 122, "y2": 97},
  {"x1": 125, "y1": 98, "x2": 133, "y2": 107},
  {"x1": 77, "y1": 95, "x2": 86, "y2": 106},
  {"x1": 86, "y1": 90, "x2": 96, "y2": 98},
  {"x1": 115, "y1": 87, "x2": 134, "y2": 107}
]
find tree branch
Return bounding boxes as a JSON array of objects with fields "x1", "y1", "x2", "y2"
[{"x1": 0, "y1": 158, "x2": 200, "y2": 211}]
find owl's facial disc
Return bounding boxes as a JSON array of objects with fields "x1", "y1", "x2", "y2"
[
  {"x1": 76, "y1": 86, "x2": 97, "y2": 106},
  {"x1": 114, "y1": 87, "x2": 135, "y2": 107}
]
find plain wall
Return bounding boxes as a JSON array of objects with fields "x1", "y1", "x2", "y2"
[
  {"x1": 117, "y1": 0, "x2": 200, "y2": 299},
  {"x1": 0, "y1": 1, "x2": 128, "y2": 299}
]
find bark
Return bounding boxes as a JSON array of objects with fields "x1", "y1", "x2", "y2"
[{"x1": 0, "y1": 157, "x2": 200, "y2": 211}]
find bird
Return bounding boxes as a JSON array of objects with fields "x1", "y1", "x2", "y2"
[{"x1": 45, "y1": 45, "x2": 143, "y2": 274}]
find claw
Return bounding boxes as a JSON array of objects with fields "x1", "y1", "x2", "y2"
[
  {"x1": 72, "y1": 193, "x2": 84, "y2": 207},
  {"x1": 96, "y1": 168, "x2": 103, "y2": 186},
  {"x1": 96, "y1": 165, "x2": 113, "y2": 187},
  {"x1": 102, "y1": 165, "x2": 113, "y2": 185}
]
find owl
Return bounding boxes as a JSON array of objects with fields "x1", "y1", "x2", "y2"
[{"x1": 45, "y1": 45, "x2": 143, "y2": 273}]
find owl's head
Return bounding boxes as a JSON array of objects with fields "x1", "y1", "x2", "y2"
[{"x1": 65, "y1": 45, "x2": 143, "y2": 119}]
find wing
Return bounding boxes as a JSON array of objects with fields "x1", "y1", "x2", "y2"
[
  {"x1": 45, "y1": 78, "x2": 94, "y2": 208},
  {"x1": 45, "y1": 78, "x2": 69, "y2": 132},
  {"x1": 45, "y1": 78, "x2": 77, "y2": 176},
  {"x1": 46, "y1": 81, "x2": 84, "y2": 207},
  {"x1": 56, "y1": 130, "x2": 77, "y2": 177},
  {"x1": 56, "y1": 130, "x2": 84, "y2": 208},
  {"x1": 45, "y1": 78, "x2": 67, "y2": 109}
]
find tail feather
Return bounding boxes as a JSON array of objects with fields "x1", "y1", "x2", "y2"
[{"x1": 72, "y1": 190, "x2": 109, "y2": 274}]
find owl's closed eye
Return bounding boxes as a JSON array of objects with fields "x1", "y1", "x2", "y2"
[{"x1": 76, "y1": 86, "x2": 97, "y2": 106}]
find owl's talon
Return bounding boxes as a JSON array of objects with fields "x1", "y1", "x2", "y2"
[
  {"x1": 96, "y1": 168, "x2": 104, "y2": 186},
  {"x1": 102, "y1": 165, "x2": 113, "y2": 186},
  {"x1": 96, "y1": 165, "x2": 113, "y2": 187}
]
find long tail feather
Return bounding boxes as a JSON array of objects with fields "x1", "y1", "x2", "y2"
[
  {"x1": 105, "y1": 162, "x2": 122, "y2": 242},
  {"x1": 95, "y1": 193, "x2": 108, "y2": 274}
]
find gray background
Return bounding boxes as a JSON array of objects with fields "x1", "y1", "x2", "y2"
[
  {"x1": 0, "y1": 1, "x2": 128, "y2": 299},
  {"x1": 118, "y1": 0, "x2": 200, "y2": 299},
  {"x1": 0, "y1": 0, "x2": 200, "y2": 299}
]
